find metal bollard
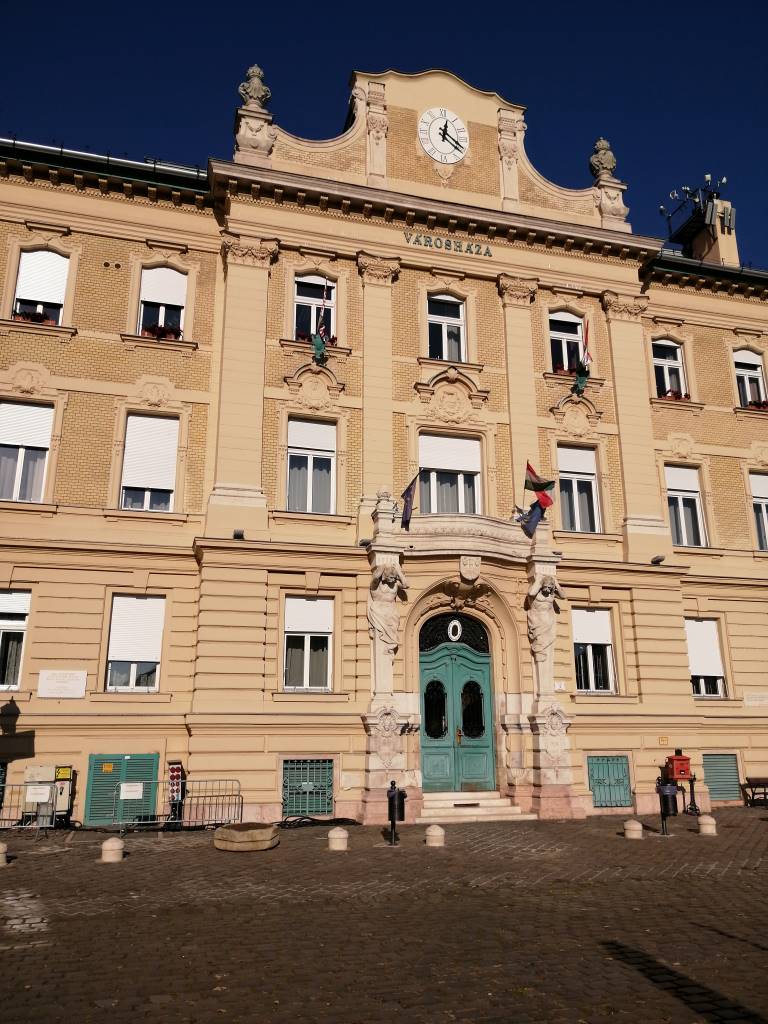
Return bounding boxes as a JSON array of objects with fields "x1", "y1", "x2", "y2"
[
  {"x1": 0, "y1": 841, "x2": 8, "y2": 866},
  {"x1": 623, "y1": 819, "x2": 643, "y2": 841},
  {"x1": 100, "y1": 837, "x2": 125, "y2": 863},
  {"x1": 698, "y1": 814, "x2": 717, "y2": 836},
  {"x1": 425, "y1": 825, "x2": 445, "y2": 848},
  {"x1": 327, "y1": 827, "x2": 348, "y2": 851}
]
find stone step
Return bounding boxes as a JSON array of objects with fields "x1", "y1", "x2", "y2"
[
  {"x1": 418, "y1": 804, "x2": 523, "y2": 819},
  {"x1": 416, "y1": 810, "x2": 537, "y2": 824},
  {"x1": 421, "y1": 793, "x2": 515, "y2": 808}
]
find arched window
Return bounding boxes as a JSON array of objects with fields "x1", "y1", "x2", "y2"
[
  {"x1": 548, "y1": 311, "x2": 583, "y2": 374},
  {"x1": 427, "y1": 294, "x2": 465, "y2": 361},
  {"x1": 294, "y1": 274, "x2": 335, "y2": 340},
  {"x1": 652, "y1": 341, "x2": 687, "y2": 398},
  {"x1": 734, "y1": 349, "x2": 766, "y2": 408},
  {"x1": 138, "y1": 267, "x2": 187, "y2": 339},
  {"x1": 13, "y1": 250, "x2": 69, "y2": 326}
]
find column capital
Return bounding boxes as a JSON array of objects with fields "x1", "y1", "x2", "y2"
[
  {"x1": 221, "y1": 235, "x2": 279, "y2": 269},
  {"x1": 601, "y1": 290, "x2": 648, "y2": 322},
  {"x1": 357, "y1": 252, "x2": 400, "y2": 285},
  {"x1": 498, "y1": 275, "x2": 538, "y2": 307}
]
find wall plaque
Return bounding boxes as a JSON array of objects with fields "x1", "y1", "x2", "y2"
[{"x1": 38, "y1": 670, "x2": 87, "y2": 699}]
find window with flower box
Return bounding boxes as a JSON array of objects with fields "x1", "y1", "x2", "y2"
[
  {"x1": 138, "y1": 267, "x2": 187, "y2": 340},
  {"x1": 13, "y1": 251, "x2": 69, "y2": 326},
  {"x1": 734, "y1": 350, "x2": 766, "y2": 408},
  {"x1": 294, "y1": 275, "x2": 335, "y2": 342},
  {"x1": 549, "y1": 312, "x2": 583, "y2": 374},
  {"x1": 653, "y1": 341, "x2": 688, "y2": 399}
]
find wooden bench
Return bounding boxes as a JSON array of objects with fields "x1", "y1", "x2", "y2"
[{"x1": 743, "y1": 777, "x2": 768, "y2": 806}]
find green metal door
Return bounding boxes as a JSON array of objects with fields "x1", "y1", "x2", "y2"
[
  {"x1": 703, "y1": 753, "x2": 741, "y2": 800},
  {"x1": 420, "y1": 644, "x2": 494, "y2": 792},
  {"x1": 587, "y1": 755, "x2": 632, "y2": 808},
  {"x1": 84, "y1": 753, "x2": 159, "y2": 826}
]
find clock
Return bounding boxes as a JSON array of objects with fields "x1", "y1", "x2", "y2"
[{"x1": 418, "y1": 108, "x2": 469, "y2": 165}]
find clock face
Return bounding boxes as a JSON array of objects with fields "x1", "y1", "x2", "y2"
[{"x1": 418, "y1": 108, "x2": 469, "y2": 164}]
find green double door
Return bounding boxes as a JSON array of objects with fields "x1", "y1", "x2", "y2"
[{"x1": 420, "y1": 643, "x2": 495, "y2": 792}]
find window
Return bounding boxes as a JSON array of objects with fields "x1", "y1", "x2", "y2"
[
  {"x1": 572, "y1": 609, "x2": 615, "y2": 692},
  {"x1": 665, "y1": 465, "x2": 706, "y2": 547},
  {"x1": 120, "y1": 415, "x2": 179, "y2": 512},
  {"x1": 13, "y1": 251, "x2": 69, "y2": 326},
  {"x1": 0, "y1": 592, "x2": 30, "y2": 690},
  {"x1": 427, "y1": 294, "x2": 465, "y2": 361},
  {"x1": 0, "y1": 402, "x2": 53, "y2": 503},
  {"x1": 653, "y1": 341, "x2": 687, "y2": 397},
  {"x1": 287, "y1": 419, "x2": 335, "y2": 514},
  {"x1": 549, "y1": 312, "x2": 583, "y2": 374},
  {"x1": 558, "y1": 446, "x2": 600, "y2": 533},
  {"x1": 106, "y1": 595, "x2": 165, "y2": 691},
  {"x1": 685, "y1": 618, "x2": 726, "y2": 698},
  {"x1": 138, "y1": 267, "x2": 187, "y2": 338},
  {"x1": 283, "y1": 597, "x2": 332, "y2": 691},
  {"x1": 734, "y1": 350, "x2": 766, "y2": 407},
  {"x1": 750, "y1": 473, "x2": 768, "y2": 550},
  {"x1": 418, "y1": 435, "x2": 481, "y2": 515},
  {"x1": 294, "y1": 275, "x2": 335, "y2": 340}
]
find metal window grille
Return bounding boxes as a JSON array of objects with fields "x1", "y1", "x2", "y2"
[
  {"x1": 587, "y1": 755, "x2": 632, "y2": 808},
  {"x1": 282, "y1": 759, "x2": 333, "y2": 816},
  {"x1": 419, "y1": 613, "x2": 489, "y2": 653}
]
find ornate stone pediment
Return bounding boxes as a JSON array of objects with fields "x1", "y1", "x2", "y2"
[
  {"x1": 136, "y1": 375, "x2": 174, "y2": 409},
  {"x1": 6, "y1": 362, "x2": 51, "y2": 396},
  {"x1": 549, "y1": 394, "x2": 602, "y2": 437},
  {"x1": 415, "y1": 365, "x2": 488, "y2": 423},
  {"x1": 284, "y1": 362, "x2": 345, "y2": 410},
  {"x1": 668, "y1": 432, "x2": 696, "y2": 460}
]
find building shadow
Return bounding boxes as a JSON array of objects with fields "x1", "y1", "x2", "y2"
[
  {"x1": 601, "y1": 940, "x2": 768, "y2": 1023},
  {"x1": 0, "y1": 697, "x2": 36, "y2": 761}
]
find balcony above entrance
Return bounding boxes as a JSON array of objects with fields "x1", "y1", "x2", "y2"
[{"x1": 403, "y1": 512, "x2": 533, "y2": 563}]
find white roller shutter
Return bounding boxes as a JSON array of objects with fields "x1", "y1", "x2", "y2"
[
  {"x1": 121, "y1": 416, "x2": 179, "y2": 492},
  {"x1": 572, "y1": 608, "x2": 612, "y2": 644},
  {"x1": 0, "y1": 591, "x2": 31, "y2": 615},
  {"x1": 685, "y1": 618, "x2": 725, "y2": 676},
  {"x1": 665, "y1": 465, "x2": 700, "y2": 492},
  {"x1": 0, "y1": 403, "x2": 54, "y2": 449},
  {"x1": 108, "y1": 596, "x2": 165, "y2": 663},
  {"x1": 750, "y1": 473, "x2": 768, "y2": 500},
  {"x1": 139, "y1": 267, "x2": 187, "y2": 307},
  {"x1": 15, "y1": 251, "x2": 69, "y2": 305},
  {"x1": 287, "y1": 419, "x2": 336, "y2": 452},
  {"x1": 734, "y1": 350, "x2": 763, "y2": 367},
  {"x1": 558, "y1": 446, "x2": 597, "y2": 474},
  {"x1": 419, "y1": 435, "x2": 481, "y2": 473},
  {"x1": 284, "y1": 597, "x2": 333, "y2": 633}
]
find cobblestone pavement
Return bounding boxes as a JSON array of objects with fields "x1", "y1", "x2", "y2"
[{"x1": 1, "y1": 807, "x2": 768, "y2": 1024}]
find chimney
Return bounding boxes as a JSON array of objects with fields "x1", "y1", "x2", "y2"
[{"x1": 668, "y1": 182, "x2": 739, "y2": 268}]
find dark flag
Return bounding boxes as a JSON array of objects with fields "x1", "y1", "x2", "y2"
[
  {"x1": 400, "y1": 474, "x2": 419, "y2": 530},
  {"x1": 518, "y1": 500, "x2": 546, "y2": 538}
]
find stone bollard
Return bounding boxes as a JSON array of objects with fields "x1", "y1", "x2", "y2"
[
  {"x1": 100, "y1": 837, "x2": 125, "y2": 863},
  {"x1": 623, "y1": 819, "x2": 643, "y2": 841},
  {"x1": 0, "y1": 841, "x2": 8, "y2": 866},
  {"x1": 425, "y1": 825, "x2": 445, "y2": 848},
  {"x1": 698, "y1": 814, "x2": 717, "y2": 836},
  {"x1": 327, "y1": 827, "x2": 348, "y2": 852}
]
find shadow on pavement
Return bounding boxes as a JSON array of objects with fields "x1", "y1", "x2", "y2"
[
  {"x1": 693, "y1": 921, "x2": 768, "y2": 954},
  {"x1": 602, "y1": 939, "x2": 768, "y2": 1024}
]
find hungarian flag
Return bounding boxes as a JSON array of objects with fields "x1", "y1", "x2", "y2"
[
  {"x1": 524, "y1": 462, "x2": 555, "y2": 509},
  {"x1": 400, "y1": 474, "x2": 419, "y2": 530}
]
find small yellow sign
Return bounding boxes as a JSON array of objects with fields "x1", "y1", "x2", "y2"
[
  {"x1": 101, "y1": 763, "x2": 114, "y2": 773},
  {"x1": 55, "y1": 766, "x2": 72, "y2": 780},
  {"x1": 658, "y1": 736, "x2": 669, "y2": 746}
]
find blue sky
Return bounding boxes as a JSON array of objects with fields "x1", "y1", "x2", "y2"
[{"x1": 2, "y1": 1, "x2": 766, "y2": 265}]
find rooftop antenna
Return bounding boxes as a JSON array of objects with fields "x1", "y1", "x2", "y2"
[{"x1": 659, "y1": 174, "x2": 732, "y2": 243}]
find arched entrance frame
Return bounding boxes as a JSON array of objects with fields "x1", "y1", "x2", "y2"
[{"x1": 402, "y1": 578, "x2": 527, "y2": 794}]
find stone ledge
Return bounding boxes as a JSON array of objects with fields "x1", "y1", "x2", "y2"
[
  {"x1": 120, "y1": 332, "x2": 199, "y2": 354},
  {"x1": 0, "y1": 500, "x2": 57, "y2": 516},
  {"x1": 0, "y1": 318, "x2": 77, "y2": 342}
]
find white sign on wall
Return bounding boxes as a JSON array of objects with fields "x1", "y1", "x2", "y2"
[
  {"x1": 119, "y1": 782, "x2": 144, "y2": 800},
  {"x1": 37, "y1": 670, "x2": 87, "y2": 699},
  {"x1": 745, "y1": 693, "x2": 768, "y2": 706},
  {"x1": 25, "y1": 784, "x2": 53, "y2": 803}
]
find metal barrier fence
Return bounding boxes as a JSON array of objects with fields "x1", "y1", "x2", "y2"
[
  {"x1": 108, "y1": 778, "x2": 243, "y2": 831},
  {"x1": 0, "y1": 782, "x2": 58, "y2": 831}
]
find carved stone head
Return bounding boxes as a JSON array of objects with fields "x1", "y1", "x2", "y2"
[{"x1": 589, "y1": 137, "x2": 617, "y2": 179}]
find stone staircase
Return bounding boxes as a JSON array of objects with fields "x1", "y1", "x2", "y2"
[{"x1": 416, "y1": 791, "x2": 537, "y2": 824}]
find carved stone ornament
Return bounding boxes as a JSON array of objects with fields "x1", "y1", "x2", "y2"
[
  {"x1": 367, "y1": 112, "x2": 388, "y2": 143},
  {"x1": 526, "y1": 575, "x2": 565, "y2": 666},
  {"x1": 498, "y1": 275, "x2": 538, "y2": 307},
  {"x1": 416, "y1": 366, "x2": 488, "y2": 419},
  {"x1": 285, "y1": 362, "x2": 344, "y2": 409},
  {"x1": 752, "y1": 443, "x2": 768, "y2": 467},
  {"x1": 136, "y1": 376, "x2": 173, "y2": 409},
  {"x1": 357, "y1": 253, "x2": 399, "y2": 285},
  {"x1": 367, "y1": 560, "x2": 409, "y2": 656},
  {"x1": 593, "y1": 184, "x2": 628, "y2": 221},
  {"x1": 589, "y1": 137, "x2": 617, "y2": 180},
  {"x1": 366, "y1": 706, "x2": 403, "y2": 769},
  {"x1": 429, "y1": 384, "x2": 475, "y2": 424},
  {"x1": 222, "y1": 238, "x2": 278, "y2": 269},
  {"x1": 8, "y1": 363, "x2": 48, "y2": 395},
  {"x1": 237, "y1": 118, "x2": 278, "y2": 157},
  {"x1": 238, "y1": 64, "x2": 272, "y2": 110},
  {"x1": 550, "y1": 394, "x2": 603, "y2": 438},
  {"x1": 669, "y1": 432, "x2": 695, "y2": 460},
  {"x1": 535, "y1": 701, "x2": 571, "y2": 765},
  {"x1": 498, "y1": 116, "x2": 525, "y2": 169},
  {"x1": 460, "y1": 555, "x2": 481, "y2": 584},
  {"x1": 601, "y1": 291, "x2": 648, "y2": 322}
]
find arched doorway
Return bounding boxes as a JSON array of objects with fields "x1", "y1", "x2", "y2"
[{"x1": 419, "y1": 613, "x2": 495, "y2": 792}]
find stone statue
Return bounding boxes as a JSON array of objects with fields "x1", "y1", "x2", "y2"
[
  {"x1": 589, "y1": 137, "x2": 617, "y2": 180},
  {"x1": 526, "y1": 574, "x2": 565, "y2": 664},
  {"x1": 367, "y1": 563, "x2": 409, "y2": 656},
  {"x1": 238, "y1": 65, "x2": 272, "y2": 110}
]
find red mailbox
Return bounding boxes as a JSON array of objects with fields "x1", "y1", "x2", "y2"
[{"x1": 664, "y1": 749, "x2": 691, "y2": 781}]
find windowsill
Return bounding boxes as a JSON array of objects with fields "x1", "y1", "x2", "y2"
[
  {"x1": 693, "y1": 696, "x2": 743, "y2": 706},
  {"x1": 543, "y1": 372, "x2": 605, "y2": 389},
  {"x1": 93, "y1": 690, "x2": 172, "y2": 702},
  {"x1": 271, "y1": 510, "x2": 354, "y2": 527},
  {"x1": 272, "y1": 691, "x2": 350, "y2": 701},
  {"x1": 672, "y1": 545, "x2": 725, "y2": 558},
  {"x1": 734, "y1": 406, "x2": 768, "y2": 420},
  {"x1": 0, "y1": 688, "x2": 30, "y2": 702},
  {"x1": 103, "y1": 508, "x2": 190, "y2": 524},
  {"x1": 417, "y1": 356, "x2": 484, "y2": 374},
  {"x1": 650, "y1": 397, "x2": 705, "y2": 412},
  {"x1": 570, "y1": 692, "x2": 639, "y2": 703},
  {"x1": 0, "y1": 318, "x2": 77, "y2": 341},
  {"x1": 553, "y1": 530, "x2": 622, "y2": 543},
  {"x1": 120, "y1": 333, "x2": 198, "y2": 353},
  {"x1": 279, "y1": 338, "x2": 352, "y2": 358},
  {"x1": 0, "y1": 499, "x2": 57, "y2": 516}
]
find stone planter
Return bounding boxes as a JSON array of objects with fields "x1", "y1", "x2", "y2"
[{"x1": 213, "y1": 822, "x2": 279, "y2": 852}]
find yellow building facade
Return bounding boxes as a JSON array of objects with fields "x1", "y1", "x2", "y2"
[{"x1": 1, "y1": 67, "x2": 767, "y2": 825}]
